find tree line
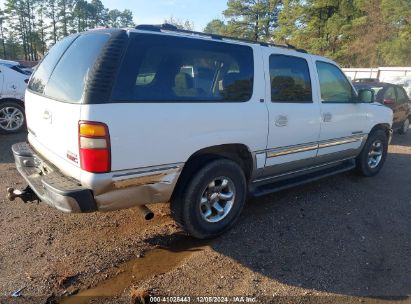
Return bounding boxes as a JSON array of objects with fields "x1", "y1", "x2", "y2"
[
  {"x1": 204, "y1": 0, "x2": 411, "y2": 67},
  {"x1": 0, "y1": 0, "x2": 134, "y2": 61},
  {"x1": 1, "y1": 0, "x2": 409, "y2": 67}
]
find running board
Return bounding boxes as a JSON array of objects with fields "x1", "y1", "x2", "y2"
[{"x1": 250, "y1": 160, "x2": 356, "y2": 197}]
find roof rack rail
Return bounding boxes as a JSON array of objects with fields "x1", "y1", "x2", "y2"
[{"x1": 135, "y1": 24, "x2": 308, "y2": 53}]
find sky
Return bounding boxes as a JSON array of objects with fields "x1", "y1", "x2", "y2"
[
  {"x1": 102, "y1": 0, "x2": 227, "y2": 31},
  {"x1": 0, "y1": 0, "x2": 228, "y2": 31}
]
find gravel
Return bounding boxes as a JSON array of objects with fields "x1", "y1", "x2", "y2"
[{"x1": 1, "y1": 131, "x2": 410, "y2": 303}]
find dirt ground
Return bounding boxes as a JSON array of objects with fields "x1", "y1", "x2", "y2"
[{"x1": 1, "y1": 130, "x2": 411, "y2": 304}]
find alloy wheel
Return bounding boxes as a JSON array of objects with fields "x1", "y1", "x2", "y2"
[
  {"x1": 199, "y1": 176, "x2": 236, "y2": 223},
  {"x1": 0, "y1": 106, "x2": 24, "y2": 132},
  {"x1": 367, "y1": 140, "x2": 383, "y2": 169}
]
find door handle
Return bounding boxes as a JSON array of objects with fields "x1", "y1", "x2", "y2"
[
  {"x1": 274, "y1": 115, "x2": 288, "y2": 127},
  {"x1": 43, "y1": 110, "x2": 52, "y2": 123},
  {"x1": 322, "y1": 112, "x2": 332, "y2": 122},
  {"x1": 43, "y1": 110, "x2": 50, "y2": 120}
]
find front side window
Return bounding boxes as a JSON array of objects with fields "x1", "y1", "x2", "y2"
[
  {"x1": 316, "y1": 61, "x2": 354, "y2": 103},
  {"x1": 270, "y1": 54, "x2": 312, "y2": 103},
  {"x1": 112, "y1": 34, "x2": 254, "y2": 102}
]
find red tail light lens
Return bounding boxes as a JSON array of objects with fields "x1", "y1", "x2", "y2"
[{"x1": 79, "y1": 121, "x2": 111, "y2": 173}]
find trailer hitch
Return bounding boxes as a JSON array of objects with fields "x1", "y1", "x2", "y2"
[{"x1": 6, "y1": 186, "x2": 39, "y2": 203}]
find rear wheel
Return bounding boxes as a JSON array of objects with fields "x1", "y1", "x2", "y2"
[
  {"x1": 356, "y1": 130, "x2": 388, "y2": 177},
  {"x1": 171, "y1": 159, "x2": 246, "y2": 239},
  {"x1": 0, "y1": 102, "x2": 25, "y2": 134},
  {"x1": 399, "y1": 118, "x2": 409, "y2": 135}
]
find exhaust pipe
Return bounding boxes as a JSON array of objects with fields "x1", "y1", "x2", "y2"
[{"x1": 137, "y1": 205, "x2": 154, "y2": 220}]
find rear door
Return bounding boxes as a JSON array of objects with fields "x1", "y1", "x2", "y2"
[
  {"x1": 262, "y1": 49, "x2": 321, "y2": 177},
  {"x1": 314, "y1": 60, "x2": 367, "y2": 163},
  {"x1": 26, "y1": 32, "x2": 111, "y2": 179}
]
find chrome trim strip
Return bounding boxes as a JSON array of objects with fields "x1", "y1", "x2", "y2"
[
  {"x1": 267, "y1": 142, "x2": 318, "y2": 158},
  {"x1": 266, "y1": 134, "x2": 367, "y2": 159},
  {"x1": 112, "y1": 165, "x2": 183, "y2": 188},
  {"x1": 112, "y1": 163, "x2": 184, "y2": 180},
  {"x1": 318, "y1": 135, "x2": 366, "y2": 149}
]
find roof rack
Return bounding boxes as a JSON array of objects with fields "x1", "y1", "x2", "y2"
[{"x1": 135, "y1": 24, "x2": 308, "y2": 53}]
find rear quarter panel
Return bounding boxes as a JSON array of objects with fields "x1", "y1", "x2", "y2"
[{"x1": 80, "y1": 45, "x2": 268, "y2": 172}]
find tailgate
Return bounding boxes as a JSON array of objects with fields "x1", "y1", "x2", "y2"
[
  {"x1": 25, "y1": 31, "x2": 113, "y2": 180},
  {"x1": 26, "y1": 90, "x2": 82, "y2": 179}
]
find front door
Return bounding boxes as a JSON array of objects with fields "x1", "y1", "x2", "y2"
[
  {"x1": 262, "y1": 50, "x2": 321, "y2": 177},
  {"x1": 314, "y1": 60, "x2": 368, "y2": 163}
]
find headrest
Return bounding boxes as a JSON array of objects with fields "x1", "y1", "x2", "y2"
[
  {"x1": 271, "y1": 76, "x2": 295, "y2": 88},
  {"x1": 175, "y1": 72, "x2": 194, "y2": 89},
  {"x1": 222, "y1": 72, "x2": 241, "y2": 89}
]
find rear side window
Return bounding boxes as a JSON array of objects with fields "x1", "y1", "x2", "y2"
[
  {"x1": 383, "y1": 86, "x2": 396, "y2": 102},
  {"x1": 112, "y1": 34, "x2": 254, "y2": 102},
  {"x1": 28, "y1": 35, "x2": 78, "y2": 94},
  {"x1": 270, "y1": 54, "x2": 312, "y2": 103},
  {"x1": 395, "y1": 87, "x2": 408, "y2": 103},
  {"x1": 316, "y1": 61, "x2": 354, "y2": 103}
]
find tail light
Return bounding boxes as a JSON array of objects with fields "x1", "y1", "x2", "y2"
[{"x1": 79, "y1": 121, "x2": 111, "y2": 173}]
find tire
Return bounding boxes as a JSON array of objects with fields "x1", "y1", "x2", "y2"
[
  {"x1": 171, "y1": 159, "x2": 247, "y2": 239},
  {"x1": 356, "y1": 129, "x2": 388, "y2": 177},
  {"x1": 398, "y1": 118, "x2": 409, "y2": 135},
  {"x1": 0, "y1": 101, "x2": 25, "y2": 134}
]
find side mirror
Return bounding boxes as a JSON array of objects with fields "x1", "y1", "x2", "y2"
[
  {"x1": 357, "y1": 88, "x2": 374, "y2": 103},
  {"x1": 383, "y1": 98, "x2": 395, "y2": 105}
]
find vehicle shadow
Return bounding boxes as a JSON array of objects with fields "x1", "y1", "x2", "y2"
[
  {"x1": 147, "y1": 151, "x2": 411, "y2": 299},
  {"x1": 0, "y1": 132, "x2": 27, "y2": 164},
  {"x1": 390, "y1": 130, "x2": 411, "y2": 147},
  {"x1": 214, "y1": 150, "x2": 411, "y2": 298}
]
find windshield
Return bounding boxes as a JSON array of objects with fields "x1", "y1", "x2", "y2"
[{"x1": 0, "y1": 63, "x2": 28, "y2": 75}]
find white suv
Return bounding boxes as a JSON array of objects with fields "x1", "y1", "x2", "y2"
[
  {"x1": 0, "y1": 60, "x2": 30, "y2": 134},
  {"x1": 8, "y1": 25, "x2": 393, "y2": 239}
]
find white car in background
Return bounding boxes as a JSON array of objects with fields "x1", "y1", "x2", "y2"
[{"x1": 0, "y1": 59, "x2": 30, "y2": 134}]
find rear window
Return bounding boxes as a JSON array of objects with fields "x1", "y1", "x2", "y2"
[
  {"x1": 28, "y1": 35, "x2": 78, "y2": 94},
  {"x1": 112, "y1": 34, "x2": 254, "y2": 102},
  {"x1": 28, "y1": 33, "x2": 110, "y2": 103}
]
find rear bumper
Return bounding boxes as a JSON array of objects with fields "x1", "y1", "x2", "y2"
[
  {"x1": 11, "y1": 142, "x2": 184, "y2": 213},
  {"x1": 11, "y1": 142, "x2": 96, "y2": 213}
]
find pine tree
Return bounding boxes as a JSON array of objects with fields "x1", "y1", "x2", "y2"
[{"x1": 223, "y1": 0, "x2": 281, "y2": 41}]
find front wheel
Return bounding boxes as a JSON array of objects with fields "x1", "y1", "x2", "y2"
[
  {"x1": 171, "y1": 159, "x2": 247, "y2": 239},
  {"x1": 356, "y1": 130, "x2": 388, "y2": 177},
  {"x1": 399, "y1": 118, "x2": 409, "y2": 135},
  {"x1": 0, "y1": 102, "x2": 25, "y2": 134}
]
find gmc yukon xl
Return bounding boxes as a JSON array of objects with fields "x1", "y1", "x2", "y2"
[{"x1": 7, "y1": 24, "x2": 393, "y2": 239}]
